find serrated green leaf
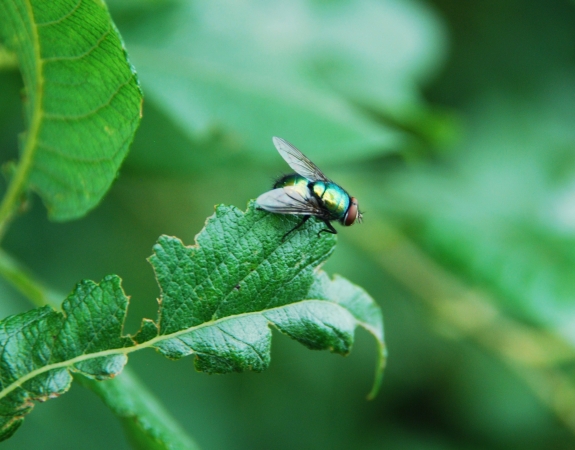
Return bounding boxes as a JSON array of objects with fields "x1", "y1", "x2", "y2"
[
  {"x1": 0, "y1": 276, "x2": 132, "y2": 440},
  {"x1": 0, "y1": 202, "x2": 385, "y2": 441},
  {"x1": 0, "y1": 243, "x2": 200, "y2": 449},
  {"x1": 0, "y1": 0, "x2": 142, "y2": 221},
  {"x1": 150, "y1": 205, "x2": 335, "y2": 335}
]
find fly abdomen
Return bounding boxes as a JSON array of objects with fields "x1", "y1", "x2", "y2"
[{"x1": 273, "y1": 174, "x2": 308, "y2": 189}]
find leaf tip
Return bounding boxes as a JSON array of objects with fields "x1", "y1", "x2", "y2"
[{"x1": 366, "y1": 340, "x2": 387, "y2": 400}]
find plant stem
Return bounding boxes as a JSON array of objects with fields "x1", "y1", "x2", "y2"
[
  {"x1": 0, "y1": 0, "x2": 43, "y2": 243},
  {"x1": 0, "y1": 96, "x2": 41, "y2": 242},
  {"x1": 0, "y1": 247, "x2": 62, "y2": 308}
]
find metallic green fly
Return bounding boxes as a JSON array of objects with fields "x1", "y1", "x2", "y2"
[{"x1": 256, "y1": 137, "x2": 363, "y2": 238}]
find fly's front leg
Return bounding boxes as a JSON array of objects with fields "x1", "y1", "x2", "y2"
[
  {"x1": 318, "y1": 220, "x2": 337, "y2": 237},
  {"x1": 282, "y1": 216, "x2": 311, "y2": 240}
]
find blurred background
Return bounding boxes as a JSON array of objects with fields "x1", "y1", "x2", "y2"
[{"x1": 2, "y1": 0, "x2": 575, "y2": 448}]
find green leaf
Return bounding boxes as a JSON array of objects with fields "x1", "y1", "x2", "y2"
[
  {"x1": 382, "y1": 81, "x2": 575, "y2": 343},
  {"x1": 115, "y1": 0, "x2": 444, "y2": 163},
  {"x1": 0, "y1": 0, "x2": 142, "y2": 221},
  {"x1": 0, "y1": 275, "x2": 132, "y2": 439},
  {"x1": 0, "y1": 44, "x2": 17, "y2": 70},
  {"x1": 0, "y1": 202, "x2": 385, "y2": 441},
  {"x1": 0, "y1": 250, "x2": 200, "y2": 450}
]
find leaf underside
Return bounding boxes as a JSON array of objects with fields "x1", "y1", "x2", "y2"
[
  {"x1": 0, "y1": 0, "x2": 143, "y2": 220},
  {"x1": 0, "y1": 202, "x2": 385, "y2": 441}
]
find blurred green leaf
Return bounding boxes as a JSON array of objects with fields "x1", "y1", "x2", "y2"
[
  {"x1": 383, "y1": 78, "x2": 575, "y2": 343},
  {"x1": 0, "y1": 45, "x2": 17, "y2": 70},
  {"x1": 0, "y1": 202, "x2": 384, "y2": 441},
  {"x1": 76, "y1": 369, "x2": 201, "y2": 450},
  {"x1": 114, "y1": 0, "x2": 445, "y2": 163},
  {"x1": 0, "y1": 0, "x2": 142, "y2": 221}
]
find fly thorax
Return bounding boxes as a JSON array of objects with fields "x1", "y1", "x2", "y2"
[{"x1": 312, "y1": 182, "x2": 350, "y2": 218}]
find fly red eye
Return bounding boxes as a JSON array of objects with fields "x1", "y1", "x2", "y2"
[{"x1": 343, "y1": 198, "x2": 359, "y2": 226}]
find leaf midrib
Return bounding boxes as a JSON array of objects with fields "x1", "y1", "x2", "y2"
[{"x1": 0, "y1": 299, "x2": 363, "y2": 402}]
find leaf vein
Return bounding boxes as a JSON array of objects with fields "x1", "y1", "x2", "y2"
[
  {"x1": 0, "y1": 300, "x2": 352, "y2": 402},
  {"x1": 35, "y1": 0, "x2": 82, "y2": 27},
  {"x1": 42, "y1": 24, "x2": 112, "y2": 62},
  {"x1": 42, "y1": 73, "x2": 136, "y2": 121},
  {"x1": 216, "y1": 324, "x2": 267, "y2": 365},
  {"x1": 209, "y1": 214, "x2": 277, "y2": 318},
  {"x1": 35, "y1": 138, "x2": 125, "y2": 163}
]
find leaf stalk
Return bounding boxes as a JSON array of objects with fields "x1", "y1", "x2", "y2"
[{"x1": 0, "y1": 0, "x2": 43, "y2": 242}]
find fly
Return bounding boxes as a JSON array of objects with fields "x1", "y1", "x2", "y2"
[{"x1": 256, "y1": 137, "x2": 362, "y2": 238}]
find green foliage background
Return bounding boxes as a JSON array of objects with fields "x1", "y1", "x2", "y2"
[{"x1": 2, "y1": 0, "x2": 575, "y2": 449}]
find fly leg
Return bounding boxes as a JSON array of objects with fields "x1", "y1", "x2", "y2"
[
  {"x1": 318, "y1": 220, "x2": 337, "y2": 237},
  {"x1": 282, "y1": 216, "x2": 311, "y2": 240}
]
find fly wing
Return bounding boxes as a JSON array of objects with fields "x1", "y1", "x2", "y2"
[
  {"x1": 256, "y1": 186, "x2": 325, "y2": 216},
  {"x1": 272, "y1": 137, "x2": 329, "y2": 182}
]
